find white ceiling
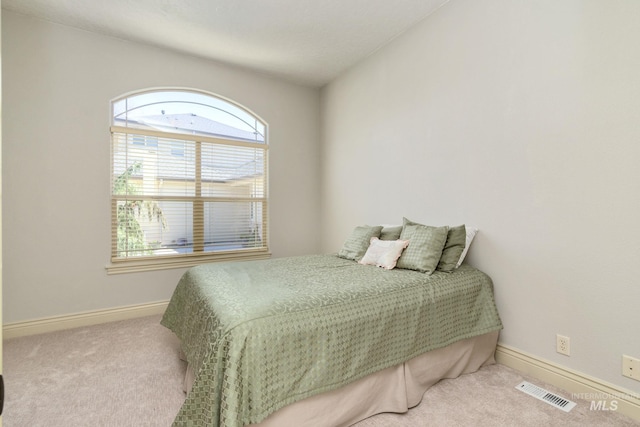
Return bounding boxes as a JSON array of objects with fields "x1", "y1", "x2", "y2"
[{"x1": 2, "y1": 0, "x2": 449, "y2": 87}]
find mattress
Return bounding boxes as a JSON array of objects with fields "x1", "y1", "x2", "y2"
[{"x1": 161, "y1": 254, "x2": 503, "y2": 426}]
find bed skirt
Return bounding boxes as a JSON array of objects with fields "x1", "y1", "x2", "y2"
[{"x1": 180, "y1": 330, "x2": 498, "y2": 427}]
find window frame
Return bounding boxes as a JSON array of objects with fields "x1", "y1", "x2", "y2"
[{"x1": 106, "y1": 88, "x2": 270, "y2": 274}]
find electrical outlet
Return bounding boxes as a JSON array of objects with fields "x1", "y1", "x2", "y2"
[
  {"x1": 557, "y1": 334, "x2": 570, "y2": 356},
  {"x1": 622, "y1": 355, "x2": 640, "y2": 381}
]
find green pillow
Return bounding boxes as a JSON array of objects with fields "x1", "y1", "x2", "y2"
[
  {"x1": 396, "y1": 223, "x2": 449, "y2": 274},
  {"x1": 380, "y1": 225, "x2": 402, "y2": 241},
  {"x1": 437, "y1": 224, "x2": 467, "y2": 272},
  {"x1": 338, "y1": 225, "x2": 383, "y2": 261}
]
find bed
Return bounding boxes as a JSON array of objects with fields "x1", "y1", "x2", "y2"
[{"x1": 161, "y1": 250, "x2": 503, "y2": 426}]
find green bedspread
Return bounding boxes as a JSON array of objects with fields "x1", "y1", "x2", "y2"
[{"x1": 161, "y1": 254, "x2": 502, "y2": 426}]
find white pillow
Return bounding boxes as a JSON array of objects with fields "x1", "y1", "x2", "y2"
[
  {"x1": 456, "y1": 227, "x2": 478, "y2": 267},
  {"x1": 359, "y1": 237, "x2": 410, "y2": 270}
]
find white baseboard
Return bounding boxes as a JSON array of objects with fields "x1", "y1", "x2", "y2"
[
  {"x1": 3, "y1": 300, "x2": 169, "y2": 339},
  {"x1": 496, "y1": 343, "x2": 640, "y2": 422}
]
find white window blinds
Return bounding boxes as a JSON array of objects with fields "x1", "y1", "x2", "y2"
[{"x1": 109, "y1": 89, "x2": 269, "y2": 271}]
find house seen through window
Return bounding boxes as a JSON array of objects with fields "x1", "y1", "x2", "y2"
[{"x1": 109, "y1": 89, "x2": 269, "y2": 273}]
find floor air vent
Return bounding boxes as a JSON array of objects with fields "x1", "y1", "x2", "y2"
[{"x1": 516, "y1": 381, "x2": 576, "y2": 412}]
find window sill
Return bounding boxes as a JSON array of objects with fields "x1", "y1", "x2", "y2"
[{"x1": 105, "y1": 250, "x2": 272, "y2": 275}]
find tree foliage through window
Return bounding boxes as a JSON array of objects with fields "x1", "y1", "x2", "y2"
[{"x1": 114, "y1": 163, "x2": 167, "y2": 255}]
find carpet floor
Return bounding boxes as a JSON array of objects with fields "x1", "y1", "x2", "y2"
[{"x1": 3, "y1": 315, "x2": 638, "y2": 426}]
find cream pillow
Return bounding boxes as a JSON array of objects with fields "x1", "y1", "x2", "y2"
[
  {"x1": 359, "y1": 237, "x2": 409, "y2": 270},
  {"x1": 456, "y1": 227, "x2": 479, "y2": 267}
]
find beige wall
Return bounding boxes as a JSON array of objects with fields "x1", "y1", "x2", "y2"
[
  {"x1": 2, "y1": 11, "x2": 321, "y2": 322},
  {"x1": 321, "y1": 0, "x2": 640, "y2": 393}
]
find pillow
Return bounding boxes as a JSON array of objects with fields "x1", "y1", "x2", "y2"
[
  {"x1": 337, "y1": 225, "x2": 383, "y2": 261},
  {"x1": 436, "y1": 224, "x2": 466, "y2": 272},
  {"x1": 379, "y1": 225, "x2": 402, "y2": 241},
  {"x1": 456, "y1": 227, "x2": 478, "y2": 267},
  {"x1": 359, "y1": 237, "x2": 409, "y2": 270},
  {"x1": 396, "y1": 222, "x2": 449, "y2": 273}
]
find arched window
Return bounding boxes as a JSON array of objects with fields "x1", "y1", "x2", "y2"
[{"x1": 108, "y1": 88, "x2": 269, "y2": 273}]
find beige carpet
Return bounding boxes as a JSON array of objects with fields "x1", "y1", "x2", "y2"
[{"x1": 3, "y1": 315, "x2": 638, "y2": 426}]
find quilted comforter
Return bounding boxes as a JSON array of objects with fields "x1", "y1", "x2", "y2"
[{"x1": 161, "y1": 254, "x2": 502, "y2": 426}]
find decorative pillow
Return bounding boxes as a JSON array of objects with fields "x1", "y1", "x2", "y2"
[
  {"x1": 456, "y1": 227, "x2": 478, "y2": 267},
  {"x1": 437, "y1": 224, "x2": 467, "y2": 272},
  {"x1": 396, "y1": 222, "x2": 449, "y2": 274},
  {"x1": 379, "y1": 225, "x2": 402, "y2": 241},
  {"x1": 359, "y1": 237, "x2": 409, "y2": 270},
  {"x1": 337, "y1": 225, "x2": 383, "y2": 261}
]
